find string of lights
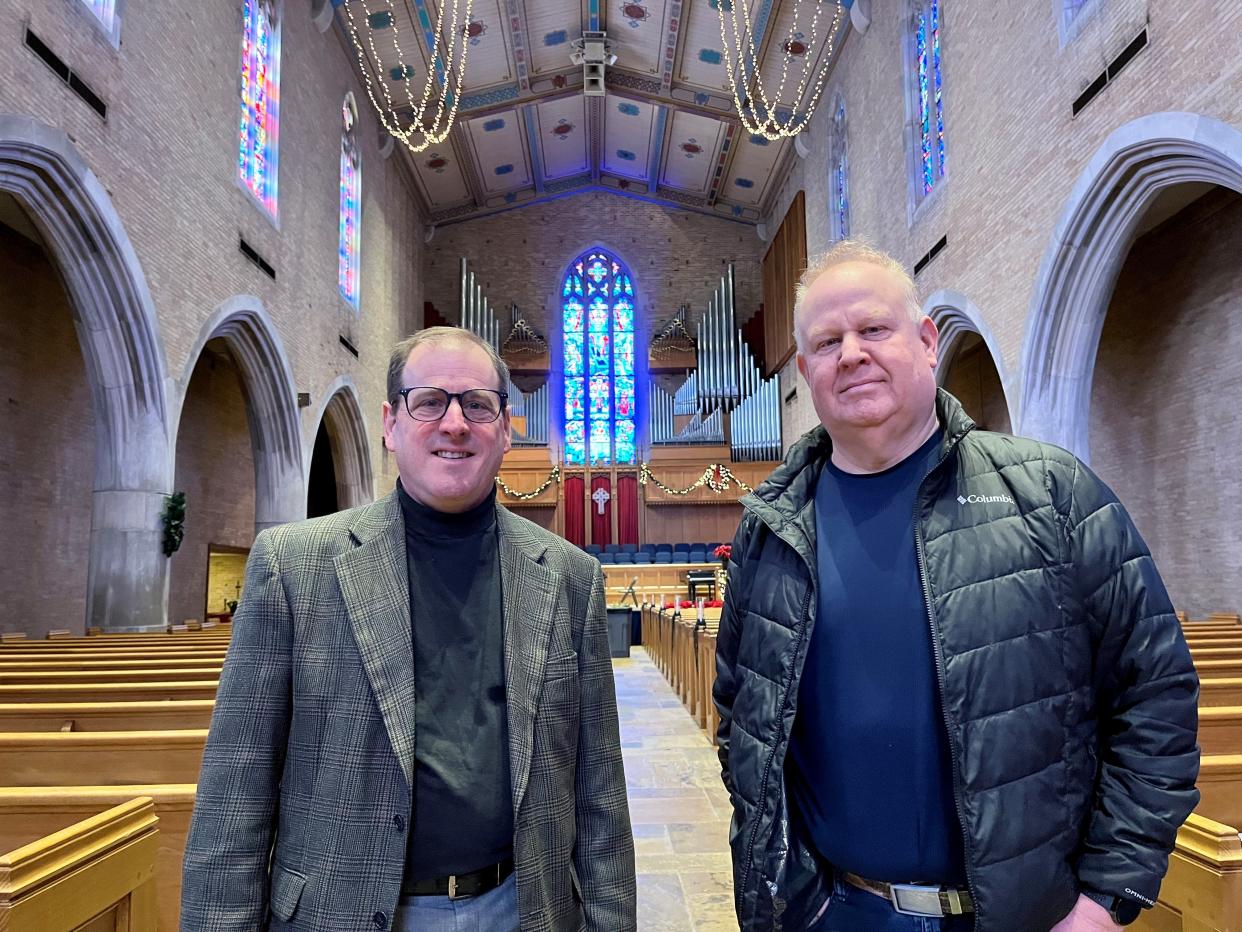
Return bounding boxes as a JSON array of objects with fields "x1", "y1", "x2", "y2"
[
  {"x1": 638, "y1": 463, "x2": 754, "y2": 496},
  {"x1": 341, "y1": 0, "x2": 473, "y2": 154},
  {"x1": 716, "y1": 0, "x2": 844, "y2": 140},
  {"x1": 495, "y1": 465, "x2": 561, "y2": 500}
]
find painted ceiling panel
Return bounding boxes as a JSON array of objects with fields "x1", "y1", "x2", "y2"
[
  {"x1": 607, "y1": 0, "x2": 669, "y2": 76},
  {"x1": 602, "y1": 94, "x2": 657, "y2": 179},
  {"x1": 525, "y1": 0, "x2": 581, "y2": 75},
  {"x1": 460, "y1": 0, "x2": 516, "y2": 90},
  {"x1": 660, "y1": 110, "x2": 727, "y2": 193},
  {"x1": 721, "y1": 132, "x2": 785, "y2": 207},
  {"x1": 534, "y1": 96, "x2": 589, "y2": 179},
  {"x1": 674, "y1": 0, "x2": 759, "y2": 93},
  {"x1": 465, "y1": 109, "x2": 533, "y2": 194},
  {"x1": 753, "y1": 0, "x2": 845, "y2": 110},
  {"x1": 342, "y1": 1, "x2": 435, "y2": 106},
  {"x1": 410, "y1": 145, "x2": 474, "y2": 208}
]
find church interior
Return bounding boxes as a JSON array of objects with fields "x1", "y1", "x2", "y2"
[{"x1": 1, "y1": 0, "x2": 1240, "y2": 927}]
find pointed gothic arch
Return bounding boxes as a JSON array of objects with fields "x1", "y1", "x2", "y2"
[{"x1": 308, "y1": 376, "x2": 374, "y2": 510}]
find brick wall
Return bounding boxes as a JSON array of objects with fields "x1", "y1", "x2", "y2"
[
  {"x1": 1090, "y1": 189, "x2": 1242, "y2": 617},
  {"x1": 0, "y1": 0, "x2": 425, "y2": 497},
  {"x1": 768, "y1": 0, "x2": 1242, "y2": 458},
  {"x1": 422, "y1": 191, "x2": 765, "y2": 342},
  {"x1": 0, "y1": 224, "x2": 93, "y2": 637}
]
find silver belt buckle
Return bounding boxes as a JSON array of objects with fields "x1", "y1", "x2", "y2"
[{"x1": 890, "y1": 883, "x2": 945, "y2": 917}]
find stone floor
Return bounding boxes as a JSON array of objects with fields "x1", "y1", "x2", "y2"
[{"x1": 614, "y1": 647, "x2": 737, "y2": 931}]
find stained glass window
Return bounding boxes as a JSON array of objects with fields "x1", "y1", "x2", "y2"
[
  {"x1": 239, "y1": 0, "x2": 281, "y2": 217},
  {"x1": 338, "y1": 95, "x2": 361, "y2": 309},
  {"x1": 84, "y1": 0, "x2": 116, "y2": 30},
  {"x1": 830, "y1": 97, "x2": 849, "y2": 240},
  {"x1": 561, "y1": 249, "x2": 638, "y2": 466},
  {"x1": 909, "y1": 0, "x2": 945, "y2": 201}
]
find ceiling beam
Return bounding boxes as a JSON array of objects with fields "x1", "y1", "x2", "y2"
[
  {"x1": 522, "y1": 104, "x2": 546, "y2": 194},
  {"x1": 647, "y1": 106, "x2": 669, "y2": 195},
  {"x1": 506, "y1": 0, "x2": 533, "y2": 93},
  {"x1": 659, "y1": 0, "x2": 684, "y2": 95}
]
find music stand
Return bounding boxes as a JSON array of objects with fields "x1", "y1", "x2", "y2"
[{"x1": 618, "y1": 576, "x2": 639, "y2": 608}]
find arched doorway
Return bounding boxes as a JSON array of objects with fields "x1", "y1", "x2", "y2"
[
  {"x1": 927, "y1": 290, "x2": 1013, "y2": 433},
  {"x1": 0, "y1": 116, "x2": 170, "y2": 633},
  {"x1": 307, "y1": 378, "x2": 374, "y2": 517}
]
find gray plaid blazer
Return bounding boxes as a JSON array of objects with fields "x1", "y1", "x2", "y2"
[{"x1": 181, "y1": 492, "x2": 635, "y2": 932}]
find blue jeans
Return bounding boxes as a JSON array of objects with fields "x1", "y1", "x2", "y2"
[
  {"x1": 392, "y1": 872, "x2": 520, "y2": 932},
  {"x1": 814, "y1": 873, "x2": 974, "y2": 932}
]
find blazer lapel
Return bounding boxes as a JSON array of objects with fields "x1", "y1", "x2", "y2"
[
  {"x1": 497, "y1": 506, "x2": 556, "y2": 816},
  {"x1": 335, "y1": 491, "x2": 416, "y2": 791}
]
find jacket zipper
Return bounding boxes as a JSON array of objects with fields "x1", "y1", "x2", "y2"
[
  {"x1": 914, "y1": 434, "x2": 981, "y2": 931},
  {"x1": 735, "y1": 509, "x2": 815, "y2": 923}
]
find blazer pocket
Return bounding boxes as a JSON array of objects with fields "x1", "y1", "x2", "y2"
[{"x1": 270, "y1": 864, "x2": 308, "y2": 922}]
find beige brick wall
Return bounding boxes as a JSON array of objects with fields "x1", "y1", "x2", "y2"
[
  {"x1": 769, "y1": 0, "x2": 1242, "y2": 444},
  {"x1": 0, "y1": 225, "x2": 93, "y2": 637},
  {"x1": 0, "y1": 0, "x2": 425, "y2": 495},
  {"x1": 169, "y1": 345, "x2": 257, "y2": 626},
  {"x1": 422, "y1": 192, "x2": 765, "y2": 342},
  {"x1": 1090, "y1": 189, "x2": 1242, "y2": 617}
]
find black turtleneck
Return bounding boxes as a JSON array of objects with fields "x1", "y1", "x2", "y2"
[{"x1": 396, "y1": 480, "x2": 512, "y2": 883}]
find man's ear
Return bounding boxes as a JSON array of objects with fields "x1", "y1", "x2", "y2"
[
  {"x1": 919, "y1": 315, "x2": 939, "y2": 370},
  {"x1": 382, "y1": 401, "x2": 396, "y2": 452}
]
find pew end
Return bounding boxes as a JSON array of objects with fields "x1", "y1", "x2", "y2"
[{"x1": 0, "y1": 796, "x2": 160, "y2": 930}]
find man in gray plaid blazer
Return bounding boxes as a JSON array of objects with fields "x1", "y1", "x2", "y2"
[{"x1": 182, "y1": 328, "x2": 635, "y2": 932}]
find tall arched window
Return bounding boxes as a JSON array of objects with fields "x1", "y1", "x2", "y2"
[
  {"x1": 905, "y1": 0, "x2": 945, "y2": 202},
  {"x1": 338, "y1": 94, "x2": 361, "y2": 309},
  {"x1": 829, "y1": 96, "x2": 850, "y2": 240},
  {"x1": 238, "y1": 0, "x2": 281, "y2": 217},
  {"x1": 562, "y1": 249, "x2": 636, "y2": 467},
  {"x1": 84, "y1": 0, "x2": 116, "y2": 30}
]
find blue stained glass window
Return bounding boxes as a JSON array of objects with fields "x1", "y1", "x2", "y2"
[
  {"x1": 561, "y1": 248, "x2": 638, "y2": 466},
  {"x1": 565, "y1": 420, "x2": 586, "y2": 465},
  {"x1": 239, "y1": 0, "x2": 280, "y2": 217},
  {"x1": 614, "y1": 333, "x2": 634, "y2": 376},
  {"x1": 588, "y1": 297, "x2": 610, "y2": 333},
  {"x1": 613, "y1": 298, "x2": 634, "y2": 332},
  {"x1": 615, "y1": 378, "x2": 634, "y2": 419},
  {"x1": 589, "y1": 375, "x2": 611, "y2": 418},
  {"x1": 338, "y1": 96, "x2": 361, "y2": 309},
  {"x1": 564, "y1": 332, "x2": 584, "y2": 376},
  {"x1": 910, "y1": 1, "x2": 945, "y2": 200},
  {"x1": 589, "y1": 422, "x2": 612, "y2": 465},
  {"x1": 830, "y1": 98, "x2": 850, "y2": 241},
  {"x1": 565, "y1": 378, "x2": 584, "y2": 420},
  {"x1": 563, "y1": 298, "x2": 584, "y2": 333}
]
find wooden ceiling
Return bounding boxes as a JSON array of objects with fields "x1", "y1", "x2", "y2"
[{"x1": 330, "y1": 0, "x2": 851, "y2": 226}]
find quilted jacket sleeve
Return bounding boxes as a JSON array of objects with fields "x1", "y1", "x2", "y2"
[
  {"x1": 713, "y1": 513, "x2": 754, "y2": 795},
  {"x1": 181, "y1": 529, "x2": 293, "y2": 931},
  {"x1": 1067, "y1": 458, "x2": 1201, "y2": 908}
]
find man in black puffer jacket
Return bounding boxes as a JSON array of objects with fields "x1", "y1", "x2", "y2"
[{"x1": 714, "y1": 241, "x2": 1199, "y2": 932}]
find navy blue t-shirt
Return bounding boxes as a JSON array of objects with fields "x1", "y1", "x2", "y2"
[{"x1": 786, "y1": 429, "x2": 966, "y2": 884}]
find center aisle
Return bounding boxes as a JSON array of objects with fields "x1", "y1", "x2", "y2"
[{"x1": 613, "y1": 646, "x2": 736, "y2": 931}]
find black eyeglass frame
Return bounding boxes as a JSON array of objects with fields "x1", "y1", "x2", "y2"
[{"x1": 394, "y1": 386, "x2": 509, "y2": 423}]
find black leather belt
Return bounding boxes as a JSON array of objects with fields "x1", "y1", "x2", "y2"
[
  {"x1": 402, "y1": 858, "x2": 514, "y2": 900},
  {"x1": 844, "y1": 872, "x2": 974, "y2": 917}
]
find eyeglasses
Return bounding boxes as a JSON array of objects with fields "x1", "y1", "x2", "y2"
[{"x1": 394, "y1": 386, "x2": 508, "y2": 424}]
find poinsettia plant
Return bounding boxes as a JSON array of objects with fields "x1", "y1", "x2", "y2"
[{"x1": 713, "y1": 543, "x2": 732, "y2": 561}]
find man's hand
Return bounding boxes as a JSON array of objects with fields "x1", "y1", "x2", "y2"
[{"x1": 1049, "y1": 894, "x2": 1123, "y2": 931}]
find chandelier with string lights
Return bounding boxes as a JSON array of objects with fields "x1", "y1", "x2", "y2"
[
  {"x1": 341, "y1": 0, "x2": 474, "y2": 154},
  {"x1": 716, "y1": 0, "x2": 844, "y2": 141}
]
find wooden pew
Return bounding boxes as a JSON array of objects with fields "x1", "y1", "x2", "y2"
[
  {"x1": 1198, "y1": 678, "x2": 1242, "y2": 707},
  {"x1": 0, "y1": 730, "x2": 207, "y2": 787},
  {"x1": 0, "y1": 701, "x2": 216, "y2": 733},
  {"x1": 0, "y1": 682, "x2": 218, "y2": 704},
  {"x1": 1135, "y1": 813, "x2": 1242, "y2": 932},
  {"x1": 0, "y1": 785, "x2": 194, "y2": 932},
  {"x1": 0, "y1": 667, "x2": 223, "y2": 686},
  {"x1": 0, "y1": 796, "x2": 159, "y2": 931}
]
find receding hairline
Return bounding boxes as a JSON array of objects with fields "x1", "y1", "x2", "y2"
[
  {"x1": 386, "y1": 327, "x2": 509, "y2": 404},
  {"x1": 793, "y1": 242, "x2": 923, "y2": 350},
  {"x1": 402, "y1": 334, "x2": 502, "y2": 383}
]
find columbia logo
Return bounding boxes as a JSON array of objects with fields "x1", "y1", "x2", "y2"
[{"x1": 957, "y1": 493, "x2": 1015, "y2": 505}]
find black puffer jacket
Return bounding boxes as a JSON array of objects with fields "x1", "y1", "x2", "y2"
[{"x1": 713, "y1": 391, "x2": 1200, "y2": 931}]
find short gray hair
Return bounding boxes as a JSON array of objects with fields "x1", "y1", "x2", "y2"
[
  {"x1": 386, "y1": 327, "x2": 510, "y2": 403},
  {"x1": 793, "y1": 240, "x2": 922, "y2": 350}
]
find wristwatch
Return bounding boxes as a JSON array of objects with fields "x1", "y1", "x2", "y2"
[{"x1": 1082, "y1": 889, "x2": 1143, "y2": 926}]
